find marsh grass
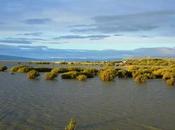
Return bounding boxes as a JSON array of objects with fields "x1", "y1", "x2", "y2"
[
  {"x1": 134, "y1": 75, "x2": 148, "y2": 84},
  {"x1": 99, "y1": 68, "x2": 116, "y2": 81},
  {"x1": 117, "y1": 69, "x2": 132, "y2": 78},
  {"x1": 45, "y1": 72, "x2": 57, "y2": 80},
  {"x1": 166, "y1": 78, "x2": 175, "y2": 86},
  {"x1": 5, "y1": 59, "x2": 175, "y2": 86},
  {"x1": 76, "y1": 75, "x2": 87, "y2": 81},
  {"x1": 10, "y1": 65, "x2": 31, "y2": 73},
  {"x1": 27, "y1": 70, "x2": 39, "y2": 80},
  {"x1": 65, "y1": 119, "x2": 76, "y2": 130}
]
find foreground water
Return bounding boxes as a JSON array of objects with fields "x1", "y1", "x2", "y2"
[{"x1": 0, "y1": 72, "x2": 175, "y2": 130}]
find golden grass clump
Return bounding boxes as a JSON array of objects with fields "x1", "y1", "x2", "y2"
[
  {"x1": 65, "y1": 118, "x2": 76, "y2": 130},
  {"x1": 76, "y1": 75, "x2": 87, "y2": 81},
  {"x1": 45, "y1": 72, "x2": 57, "y2": 80},
  {"x1": 10, "y1": 65, "x2": 31, "y2": 73},
  {"x1": 134, "y1": 75, "x2": 147, "y2": 84},
  {"x1": 162, "y1": 71, "x2": 173, "y2": 80},
  {"x1": 27, "y1": 70, "x2": 39, "y2": 80},
  {"x1": 17, "y1": 66, "x2": 30, "y2": 73},
  {"x1": 166, "y1": 78, "x2": 175, "y2": 86},
  {"x1": 99, "y1": 68, "x2": 116, "y2": 81},
  {"x1": 127, "y1": 65, "x2": 139, "y2": 72},
  {"x1": 51, "y1": 68, "x2": 60, "y2": 74}
]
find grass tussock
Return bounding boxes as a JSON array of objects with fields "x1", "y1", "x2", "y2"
[
  {"x1": 27, "y1": 70, "x2": 39, "y2": 80},
  {"x1": 166, "y1": 78, "x2": 175, "y2": 86},
  {"x1": 45, "y1": 72, "x2": 57, "y2": 80},
  {"x1": 99, "y1": 68, "x2": 116, "y2": 81},
  {"x1": 134, "y1": 75, "x2": 147, "y2": 84},
  {"x1": 76, "y1": 75, "x2": 87, "y2": 81},
  {"x1": 65, "y1": 118, "x2": 76, "y2": 130},
  {"x1": 10, "y1": 65, "x2": 31, "y2": 73}
]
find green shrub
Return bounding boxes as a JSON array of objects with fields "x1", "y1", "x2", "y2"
[
  {"x1": 45, "y1": 72, "x2": 57, "y2": 80},
  {"x1": 27, "y1": 70, "x2": 39, "y2": 79},
  {"x1": 0, "y1": 66, "x2": 7, "y2": 71},
  {"x1": 99, "y1": 68, "x2": 116, "y2": 81},
  {"x1": 65, "y1": 118, "x2": 76, "y2": 130},
  {"x1": 61, "y1": 71, "x2": 79, "y2": 79},
  {"x1": 76, "y1": 75, "x2": 87, "y2": 81}
]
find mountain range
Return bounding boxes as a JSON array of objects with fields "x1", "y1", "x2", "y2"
[{"x1": 0, "y1": 47, "x2": 174, "y2": 61}]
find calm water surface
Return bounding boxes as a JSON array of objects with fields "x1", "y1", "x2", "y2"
[{"x1": 0, "y1": 72, "x2": 175, "y2": 130}]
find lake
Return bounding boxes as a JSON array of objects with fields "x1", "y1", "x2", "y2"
[{"x1": 0, "y1": 72, "x2": 175, "y2": 130}]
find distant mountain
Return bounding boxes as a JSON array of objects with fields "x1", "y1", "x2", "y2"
[
  {"x1": 0, "y1": 47, "x2": 174, "y2": 61},
  {"x1": 134, "y1": 47, "x2": 175, "y2": 57},
  {"x1": 0, "y1": 55, "x2": 36, "y2": 61}
]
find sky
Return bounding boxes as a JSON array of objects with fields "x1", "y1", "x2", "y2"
[{"x1": 0, "y1": 0, "x2": 175, "y2": 52}]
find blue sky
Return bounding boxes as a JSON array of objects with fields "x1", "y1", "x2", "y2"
[{"x1": 0, "y1": 0, "x2": 175, "y2": 51}]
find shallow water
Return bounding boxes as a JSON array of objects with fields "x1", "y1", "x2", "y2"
[{"x1": 0, "y1": 72, "x2": 175, "y2": 130}]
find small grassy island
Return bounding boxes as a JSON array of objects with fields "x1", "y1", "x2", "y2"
[{"x1": 1, "y1": 58, "x2": 175, "y2": 86}]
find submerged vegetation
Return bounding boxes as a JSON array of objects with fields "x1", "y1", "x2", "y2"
[{"x1": 3, "y1": 58, "x2": 175, "y2": 86}]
